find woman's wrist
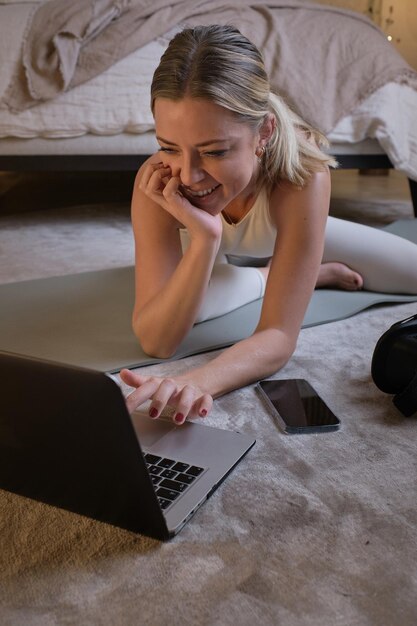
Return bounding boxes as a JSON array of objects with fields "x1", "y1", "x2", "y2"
[{"x1": 187, "y1": 231, "x2": 221, "y2": 264}]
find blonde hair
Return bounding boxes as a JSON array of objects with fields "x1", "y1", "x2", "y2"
[{"x1": 151, "y1": 24, "x2": 337, "y2": 188}]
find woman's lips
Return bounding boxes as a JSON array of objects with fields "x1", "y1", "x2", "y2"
[{"x1": 182, "y1": 184, "x2": 221, "y2": 205}]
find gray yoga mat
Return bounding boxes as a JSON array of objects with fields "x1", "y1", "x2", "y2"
[{"x1": 1, "y1": 219, "x2": 417, "y2": 372}]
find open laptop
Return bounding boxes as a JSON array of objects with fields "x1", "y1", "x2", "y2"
[{"x1": 0, "y1": 350, "x2": 255, "y2": 540}]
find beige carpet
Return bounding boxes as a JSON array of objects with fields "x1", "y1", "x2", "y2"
[{"x1": 1, "y1": 172, "x2": 417, "y2": 626}]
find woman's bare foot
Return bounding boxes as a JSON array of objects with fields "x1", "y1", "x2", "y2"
[{"x1": 317, "y1": 262, "x2": 363, "y2": 291}]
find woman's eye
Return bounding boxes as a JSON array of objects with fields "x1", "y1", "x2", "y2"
[
  {"x1": 204, "y1": 150, "x2": 227, "y2": 158},
  {"x1": 158, "y1": 147, "x2": 227, "y2": 157}
]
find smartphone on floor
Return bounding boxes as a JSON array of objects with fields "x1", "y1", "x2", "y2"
[{"x1": 256, "y1": 379, "x2": 340, "y2": 434}]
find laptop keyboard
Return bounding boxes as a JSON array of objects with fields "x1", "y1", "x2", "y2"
[{"x1": 144, "y1": 453, "x2": 205, "y2": 511}]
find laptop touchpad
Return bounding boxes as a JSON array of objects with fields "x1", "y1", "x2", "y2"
[{"x1": 131, "y1": 411, "x2": 176, "y2": 448}]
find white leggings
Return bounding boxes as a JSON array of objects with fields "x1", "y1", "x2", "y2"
[{"x1": 196, "y1": 216, "x2": 417, "y2": 322}]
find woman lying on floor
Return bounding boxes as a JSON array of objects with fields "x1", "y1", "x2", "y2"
[{"x1": 120, "y1": 24, "x2": 417, "y2": 423}]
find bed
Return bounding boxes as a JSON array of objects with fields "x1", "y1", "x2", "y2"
[{"x1": 0, "y1": 0, "x2": 416, "y2": 214}]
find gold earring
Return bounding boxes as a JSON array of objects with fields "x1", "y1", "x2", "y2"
[{"x1": 256, "y1": 145, "x2": 266, "y2": 159}]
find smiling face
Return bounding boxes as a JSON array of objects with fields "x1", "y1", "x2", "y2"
[{"x1": 153, "y1": 97, "x2": 262, "y2": 215}]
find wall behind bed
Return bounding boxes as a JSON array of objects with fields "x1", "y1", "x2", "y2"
[{"x1": 380, "y1": 0, "x2": 417, "y2": 70}]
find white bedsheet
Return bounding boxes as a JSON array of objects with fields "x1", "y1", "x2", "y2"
[
  {"x1": 330, "y1": 82, "x2": 417, "y2": 179},
  {"x1": 0, "y1": 3, "x2": 416, "y2": 180}
]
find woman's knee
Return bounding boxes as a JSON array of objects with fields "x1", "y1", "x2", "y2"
[{"x1": 196, "y1": 264, "x2": 266, "y2": 322}]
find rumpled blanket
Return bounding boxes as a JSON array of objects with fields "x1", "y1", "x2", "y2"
[{"x1": 3, "y1": 0, "x2": 417, "y2": 133}]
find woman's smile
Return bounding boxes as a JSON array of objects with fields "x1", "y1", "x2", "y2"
[
  {"x1": 184, "y1": 184, "x2": 221, "y2": 198},
  {"x1": 180, "y1": 183, "x2": 222, "y2": 208}
]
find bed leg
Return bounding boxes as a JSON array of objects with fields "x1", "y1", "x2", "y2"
[{"x1": 409, "y1": 178, "x2": 417, "y2": 218}]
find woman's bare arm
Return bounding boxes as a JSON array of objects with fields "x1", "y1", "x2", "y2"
[{"x1": 131, "y1": 159, "x2": 222, "y2": 358}]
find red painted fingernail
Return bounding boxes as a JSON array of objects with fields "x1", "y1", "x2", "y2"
[
  {"x1": 174, "y1": 413, "x2": 184, "y2": 424},
  {"x1": 149, "y1": 407, "x2": 158, "y2": 418},
  {"x1": 200, "y1": 409, "x2": 207, "y2": 417}
]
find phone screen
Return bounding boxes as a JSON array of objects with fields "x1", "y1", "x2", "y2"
[{"x1": 256, "y1": 379, "x2": 340, "y2": 434}]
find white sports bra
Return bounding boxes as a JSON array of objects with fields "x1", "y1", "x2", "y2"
[{"x1": 180, "y1": 186, "x2": 277, "y2": 263}]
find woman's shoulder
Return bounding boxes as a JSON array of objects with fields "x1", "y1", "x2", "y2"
[
  {"x1": 267, "y1": 169, "x2": 330, "y2": 223},
  {"x1": 269, "y1": 169, "x2": 330, "y2": 200}
]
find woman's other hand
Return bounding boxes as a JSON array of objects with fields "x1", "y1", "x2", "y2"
[{"x1": 119, "y1": 368, "x2": 213, "y2": 425}]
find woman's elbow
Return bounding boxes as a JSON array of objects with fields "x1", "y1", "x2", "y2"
[
  {"x1": 270, "y1": 342, "x2": 296, "y2": 373},
  {"x1": 259, "y1": 327, "x2": 298, "y2": 372},
  {"x1": 133, "y1": 325, "x2": 178, "y2": 360}
]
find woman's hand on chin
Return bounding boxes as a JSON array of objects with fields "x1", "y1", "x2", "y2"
[
  {"x1": 138, "y1": 161, "x2": 222, "y2": 240},
  {"x1": 119, "y1": 368, "x2": 213, "y2": 425}
]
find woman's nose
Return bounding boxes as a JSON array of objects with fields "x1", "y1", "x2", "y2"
[{"x1": 178, "y1": 155, "x2": 205, "y2": 187}]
